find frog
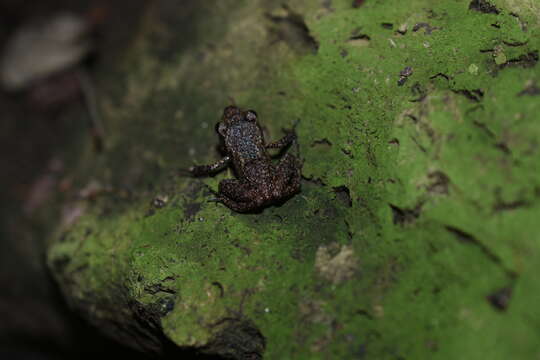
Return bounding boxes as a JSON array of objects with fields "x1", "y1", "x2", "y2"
[{"x1": 187, "y1": 105, "x2": 302, "y2": 213}]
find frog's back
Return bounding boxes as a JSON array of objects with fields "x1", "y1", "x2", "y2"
[{"x1": 226, "y1": 122, "x2": 267, "y2": 162}]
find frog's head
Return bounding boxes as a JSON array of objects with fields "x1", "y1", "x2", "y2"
[{"x1": 217, "y1": 106, "x2": 258, "y2": 136}]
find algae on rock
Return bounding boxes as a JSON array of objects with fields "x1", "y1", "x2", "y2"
[{"x1": 48, "y1": 1, "x2": 540, "y2": 359}]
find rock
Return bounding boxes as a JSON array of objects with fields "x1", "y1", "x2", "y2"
[{"x1": 47, "y1": 1, "x2": 540, "y2": 358}]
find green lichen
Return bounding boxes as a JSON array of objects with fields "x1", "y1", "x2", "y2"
[{"x1": 48, "y1": 0, "x2": 540, "y2": 359}]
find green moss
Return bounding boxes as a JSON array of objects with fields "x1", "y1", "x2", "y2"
[{"x1": 48, "y1": 0, "x2": 540, "y2": 358}]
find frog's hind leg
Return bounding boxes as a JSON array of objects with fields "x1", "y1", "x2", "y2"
[
  {"x1": 277, "y1": 153, "x2": 302, "y2": 196},
  {"x1": 216, "y1": 179, "x2": 259, "y2": 212},
  {"x1": 277, "y1": 153, "x2": 302, "y2": 178},
  {"x1": 218, "y1": 196, "x2": 258, "y2": 213},
  {"x1": 218, "y1": 179, "x2": 249, "y2": 201}
]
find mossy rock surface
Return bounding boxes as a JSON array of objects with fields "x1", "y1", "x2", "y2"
[{"x1": 48, "y1": 1, "x2": 540, "y2": 359}]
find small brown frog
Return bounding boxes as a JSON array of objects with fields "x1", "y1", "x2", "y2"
[{"x1": 188, "y1": 106, "x2": 301, "y2": 212}]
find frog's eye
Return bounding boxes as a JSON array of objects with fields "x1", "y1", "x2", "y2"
[
  {"x1": 216, "y1": 122, "x2": 227, "y2": 136},
  {"x1": 223, "y1": 105, "x2": 239, "y2": 117},
  {"x1": 245, "y1": 110, "x2": 258, "y2": 122}
]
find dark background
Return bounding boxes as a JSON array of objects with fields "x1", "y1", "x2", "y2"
[{"x1": 0, "y1": 1, "x2": 150, "y2": 358}]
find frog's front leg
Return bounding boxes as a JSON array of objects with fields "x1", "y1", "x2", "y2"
[
  {"x1": 266, "y1": 119, "x2": 299, "y2": 150},
  {"x1": 265, "y1": 132, "x2": 296, "y2": 150},
  {"x1": 189, "y1": 156, "x2": 230, "y2": 177}
]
